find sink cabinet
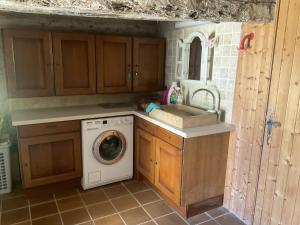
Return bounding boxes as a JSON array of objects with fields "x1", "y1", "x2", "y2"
[
  {"x1": 135, "y1": 117, "x2": 230, "y2": 217},
  {"x1": 17, "y1": 121, "x2": 82, "y2": 188}
]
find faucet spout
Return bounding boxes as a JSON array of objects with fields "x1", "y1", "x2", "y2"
[{"x1": 191, "y1": 88, "x2": 221, "y2": 120}]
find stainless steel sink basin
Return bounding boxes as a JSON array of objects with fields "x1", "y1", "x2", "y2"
[{"x1": 149, "y1": 104, "x2": 218, "y2": 129}]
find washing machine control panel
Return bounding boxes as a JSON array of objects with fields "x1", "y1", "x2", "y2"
[{"x1": 82, "y1": 116, "x2": 133, "y2": 130}]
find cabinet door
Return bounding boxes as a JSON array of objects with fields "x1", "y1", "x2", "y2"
[
  {"x1": 135, "y1": 128, "x2": 156, "y2": 183},
  {"x1": 96, "y1": 36, "x2": 132, "y2": 93},
  {"x1": 19, "y1": 132, "x2": 82, "y2": 188},
  {"x1": 53, "y1": 32, "x2": 96, "y2": 95},
  {"x1": 155, "y1": 138, "x2": 181, "y2": 205},
  {"x1": 133, "y1": 38, "x2": 164, "y2": 92},
  {"x1": 3, "y1": 30, "x2": 54, "y2": 97}
]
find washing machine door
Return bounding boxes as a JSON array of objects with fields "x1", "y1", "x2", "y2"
[{"x1": 93, "y1": 130, "x2": 126, "y2": 165}]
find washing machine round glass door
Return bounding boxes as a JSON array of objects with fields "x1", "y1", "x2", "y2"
[{"x1": 93, "y1": 130, "x2": 126, "y2": 165}]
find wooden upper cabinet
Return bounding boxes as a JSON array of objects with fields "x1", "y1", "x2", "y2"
[
  {"x1": 135, "y1": 128, "x2": 156, "y2": 183},
  {"x1": 96, "y1": 36, "x2": 132, "y2": 93},
  {"x1": 3, "y1": 30, "x2": 54, "y2": 97},
  {"x1": 133, "y1": 38, "x2": 165, "y2": 92},
  {"x1": 155, "y1": 138, "x2": 181, "y2": 205},
  {"x1": 53, "y1": 32, "x2": 96, "y2": 95}
]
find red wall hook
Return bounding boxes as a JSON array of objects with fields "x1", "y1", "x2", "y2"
[{"x1": 239, "y1": 32, "x2": 255, "y2": 50}]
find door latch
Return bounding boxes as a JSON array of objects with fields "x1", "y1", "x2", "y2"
[{"x1": 266, "y1": 112, "x2": 281, "y2": 145}]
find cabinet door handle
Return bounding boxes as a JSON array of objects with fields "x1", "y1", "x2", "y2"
[{"x1": 135, "y1": 65, "x2": 139, "y2": 76}]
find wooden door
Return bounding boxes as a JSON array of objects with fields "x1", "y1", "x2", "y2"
[
  {"x1": 3, "y1": 30, "x2": 54, "y2": 97},
  {"x1": 19, "y1": 132, "x2": 82, "y2": 188},
  {"x1": 96, "y1": 36, "x2": 132, "y2": 93},
  {"x1": 254, "y1": 0, "x2": 300, "y2": 224},
  {"x1": 133, "y1": 38, "x2": 164, "y2": 92},
  {"x1": 135, "y1": 128, "x2": 156, "y2": 183},
  {"x1": 53, "y1": 32, "x2": 96, "y2": 95},
  {"x1": 155, "y1": 138, "x2": 181, "y2": 205}
]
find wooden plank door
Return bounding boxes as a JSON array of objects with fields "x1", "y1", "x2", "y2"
[
  {"x1": 155, "y1": 138, "x2": 181, "y2": 205},
  {"x1": 133, "y1": 38, "x2": 165, "y2": 92},
  {"x1": 19, "y1": 132, "x2": 82, "y2": 188},
  {"x1": 53, "y1": 32, "x2": 96, "y2": 95},
  {"x1": 96, "y1": 35, "x2": 132, "y2": 93},
  {"x1": 3, "y1": 30, "x2": 54, "y2": 97},
  {"x1": 254, "y1": 0, "x2": 300, "y2": 224},
  {"x1": 135, "y1": 128, "x2": 156, "y2": 183}
]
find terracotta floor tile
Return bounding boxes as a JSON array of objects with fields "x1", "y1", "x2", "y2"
[
  {"x1": 155, "y1": 213, "x2": 187, "y2": 225},
  {"x1": 215, "y1": 213, "x2": 246, "y2": 225},
  {"x1": 14, "y1": 221, "x2": 31, "y2": 225},
  {"x1": 134, "y1": 190, "x2": 160, "y2": 205},
  {"x1": 1, "y1": 207, "x2": 30, "y2": 225},
  {"x1": 143, "y1": 200, "x2": 173, "y2": 218},
  {"x1": 200, "y1": 220, "x2": 220, "y2": 225},
  {"x1": 111, "y1": 195, "x2": 139, "y2": 212},
  {"x1": 0, "y1": 190, "x2": 24, "y2": 200},
  {"x1": 123, "y1": 181, "x2": 149, "y2": 193},
  {"x1": 142, "y1": 221, "x2": 156, "y2": 225},
  {"x1": 57, "y1": 196, "x2": 83, "y2": 211},
  {"x1": 26, "y1": 192, "x2": 54, "y2": 205},
  {"x1": 94, "y1": 214, "x2": 125, "y2": 225},
  {"x1": 103, "y1": 185, "x2": 129, "y2": 199},
  {"x1": 32, "y1": 214, "x2": 62, "y2": 225},
  {"x1": 30, "y1": 201, "x2": 58, "y2": 219},
  {"x1": 87, "y1": 201, "x2": 116, "y2": 219},
  {"x1": 2, "y1": 196, "x2": 28, "y2": 211},
  {"x1": 81, "y1": 189, "x2": 108, "y2": 205},
  {"x1": 187, "y1": 213, "x2": 211, "y2": 225},
  {"x1": 54, "y1": 188, "x2": 78, "y2": 199},
  {"x1": 120, "y1": 207, "x2": 151, "y2": 225},
  {"x1": 206, "y1": 207, "x2": 229, "y2": 218},
  {"x1": 80, "y1": 222, "x2": 94, "y2": 225},
  {"x1": 61, "y1": 207, "x2": 90, "y2": 225}
]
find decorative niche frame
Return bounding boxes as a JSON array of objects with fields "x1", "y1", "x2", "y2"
[{"x1": 176, "y1": 31, "x2": 218, "y2": 83}]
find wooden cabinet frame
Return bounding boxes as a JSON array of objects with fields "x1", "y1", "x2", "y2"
[
  {"x1": 53, "y1": 32, "x2": 96, "y2": 95},
  {"x1": 3, "y1": 30, "x2": 54, "y2": 97},
  {"x1": 19, "y1": 132, "x2": 82, "y2": 188},
  {"x1": 96, "y1": 35, "x2": 132, "y2": 93}
]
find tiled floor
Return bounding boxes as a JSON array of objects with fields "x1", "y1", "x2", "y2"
[{"x1": 0, "y1": 180, "x2": 245, "y2": 225}]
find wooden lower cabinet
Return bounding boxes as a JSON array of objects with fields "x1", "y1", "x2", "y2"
[
  {"x1": 155, "y1": 139, "x2": 181, "y2": 205},
  {"x1": 135, "y1": 117, "x2": 230, "y2": 218},
  {"x1": 135, "y1": 128, "x2": 156, "y2": 183},
  {"x1": 18, "y1": 121, "x2": 82, "y2": 188}
]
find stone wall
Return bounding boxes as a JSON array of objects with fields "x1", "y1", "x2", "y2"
[
  {"x1": 0, "y1": 0, "x2": 276, "y2": 22},
  {"x1": 160, "y1": 22, "x2": 242, "y2": 123}
]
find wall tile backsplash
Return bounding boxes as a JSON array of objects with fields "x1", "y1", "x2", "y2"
[{"x1": 161, "y1": 22, "x2": 242, "y2": 123}]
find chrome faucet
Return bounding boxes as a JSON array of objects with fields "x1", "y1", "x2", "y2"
[{"x1": 191, "y1": 87, "x2": 221, "y2": 120}]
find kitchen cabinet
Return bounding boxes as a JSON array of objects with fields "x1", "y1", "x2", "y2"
[
  {"x1": 96, "y1": 36, "x2": 132, "y2": 93},
  {"x1": 53, "y1": 32, "x2": 96, "y2": 95},
  {"x1": 135, "y1": 117, "x2": 229, "y2": 218},
  {"x1": 133, "y1": 38, "x2": 165, "y2": 92},
  {"x1": 3, "y1": 30, "x2": 54, "y2": 97},
  {"x1": 135, "y1": 128, "x2": 156, "y2": 183},
  {"x1": 18, "y1": 121, "x2": 82, "y2": 188},
  {"x1": 155, "y1": 138, "x2": 181, "y2": 205},
  {"x1": 3, "y1": 29, "x2": 165, "y2": 97}
]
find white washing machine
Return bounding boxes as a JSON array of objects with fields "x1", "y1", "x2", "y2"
[{"x1": 81, "y1": 116, "x2": 133, "y2": 190}]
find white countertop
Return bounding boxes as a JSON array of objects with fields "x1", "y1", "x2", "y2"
[{"x1": 11, "y1": 105, "x2": 234, "y2": 138}]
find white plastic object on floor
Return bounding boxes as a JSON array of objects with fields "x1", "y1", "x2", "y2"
[{"x1": 0, "y1": 141, "x2": 11, "y2": 194}]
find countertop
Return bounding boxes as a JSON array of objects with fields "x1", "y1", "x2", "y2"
[{"x1": 11, "y1": 105, "x2": 234, "y2": 138}]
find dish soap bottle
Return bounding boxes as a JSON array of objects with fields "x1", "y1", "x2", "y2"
[{"x1": 167, "y1": 82, "x2": 180, "y2": 105}]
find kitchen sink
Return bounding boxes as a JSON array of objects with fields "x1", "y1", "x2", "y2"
[{"x1": 149, "y1": 104, "x2": 218, "y2": 129}]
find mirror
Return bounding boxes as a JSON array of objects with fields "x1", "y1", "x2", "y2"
[
  {"x1": 188, "y1": 37, "x2": 202, "y2": 80},
  {"x1": 176, "y1": 31, "x2": 217, "y2": 83}
]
